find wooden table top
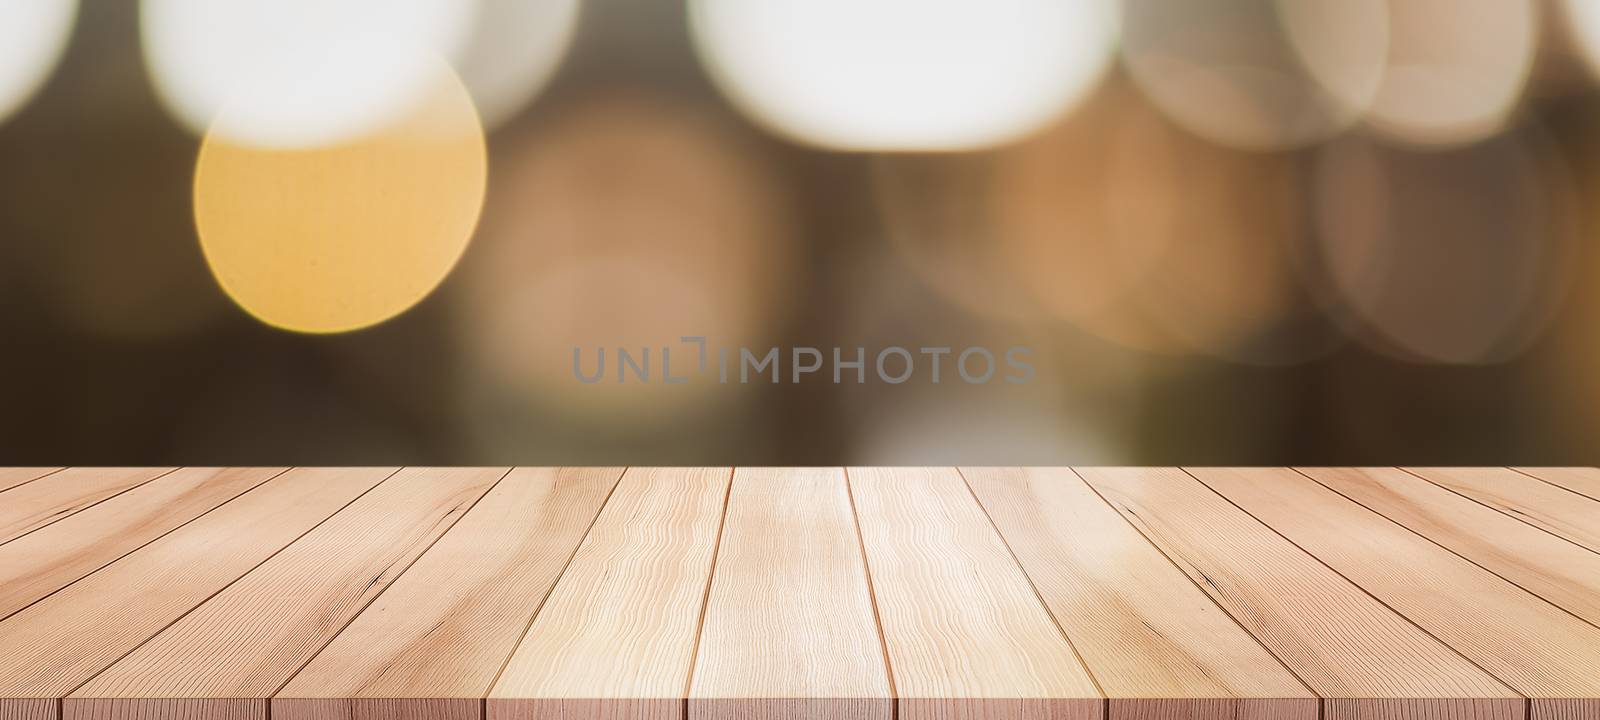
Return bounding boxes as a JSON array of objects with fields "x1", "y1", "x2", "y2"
[{"x1": 0, "y1": 467, "x2": 1597, "y2": 720}]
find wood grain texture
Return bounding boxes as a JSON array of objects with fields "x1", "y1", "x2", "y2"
[
  {"x1": 1076, "y1": 467, "x2": 1520, "y2": 720},
  {"x1": 848, "y1": 467, "x2": 1101, "y2": 720},
  {"x1": 0, "y1": 468, "x2": 175, "y2": 546},
  {"x1": 1, "y1": 466, "x2": 1597, "y2": 720},
  {"x1": 67, "y1": 699, "x2": 266, "y2": 720},
  {"x1": 1301, "y1": 466, "x2": 1600, "y2": 627},
  {"x1": 0, "y1": 469, "x2": 60, "y2": 494},
  {"x1": 0, "y1": 699, "x2": 53, "y2": 720},
  {"x1": 273, "y1": 699, "x2": 478, "y2": 720},
  {"x1": 0, "y1": 467, "x2": 287, "y2": 622},
  {"x1": 0, "y1": 468, "x2": 398, "y2": 720},
  {"x1": 488, "y1": 468, "x2": 732, "y2": 720},
  {"x1": 1196, "y1": 467, "x2": 1600, "y2": 719},
  {"x1": 962, "y1": 467, "x2": 1316, "y2": 720},
  {"x1": 688, "y1": 468, "x2": 891, "y2": 720},
  {"x1": 67, "y1": 468, "x2": 505, "y2": 720},
  {"x1": 1512, "y1": 467, "x2": 1600, "y2": 501},
  {"x1": 276, "y1": 467, "x2": 625, "y2": 720},
  {"x1": 1407, "y1": 467, "x2": 1600, "y2": 552}
]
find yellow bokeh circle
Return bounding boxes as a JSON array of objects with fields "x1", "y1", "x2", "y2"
[{"x1": 194, "y1": 56, "x2": 487, "y2": 334}]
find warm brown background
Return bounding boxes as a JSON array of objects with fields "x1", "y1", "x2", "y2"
[{"x1": 3, "y1": 1, "x2": 1600, "y2": 465}]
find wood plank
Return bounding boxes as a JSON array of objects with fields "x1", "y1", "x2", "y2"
[
  {"x1": 1510, "y1": 467, "x2": 1600, "y2": 502},
  {"x1": 0, "y1": 467, "x2": 288, "y2": 622},
  {"x1": 1196, "y1": 467, "x2": 1600, "y2": 720},
  {"x1": 0, "y1": 469, "x2": 61, "y2": 494},
  {"x1": 67, "y1": 468, "x2": 505, "y2": 720},
  {"x1": 962, "y1": 467, "x2": 1316, "y2": 720},
  {"x1": 64, "y1": 700, "x2": 265, "y2": 720},
  {"x1": 275, "y1": 467, "x2": 625, "y2": 720},
  {"x1": 0, "y1": 699, "x2": 55, "y2": 720},
  {"x1": 0, "y1": 468, "x2": 398, "y2": 720},
  {"x1": 1301, "y1": 466, "x2": 1600, "y2": 628},
  {"x1": 688, "y1": 468, "x2": 891, "y2": 720},
  {"x1": 1076, "y1": 467, "x2": 1520, "y2": 720},
  {"x1": 847, "y1": 467, "x2": 1101, "y2": 720},
  {"x1": 0, "y1": 468, "x2": 175, "y2": 545},
  {"x1": 488, "y1": 468, "x2": 732, "y2": 720},
  {"x1": 1407, "y1": 467, "x2": 1600, "y2": 552}
]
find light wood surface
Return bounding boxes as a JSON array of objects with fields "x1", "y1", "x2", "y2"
[
  {"x1": 0, "y1": 468, "x2": 398, "y2": 720},
  {"x1": 0, "y1": 468, "x2": 175, "y2": 546},
  {"x1": 0, "y1": 467, "x2": 1596, "y2": 720},
  {"x1": 488, "y1": 467, "x2": 732, "y2": 720},
  {"x1": 67, "y1": 468, "x2": 504, "y2": 720},
  {"x1": 1407, "y1": 467, "x2": 1600, "y2": 552},
  {"x1": 0, "y1": 469, "x2": 60, "y2": 494},
  {"x1": 0, "y1": 467, "x2": 286, "y2": 621},
  {"x1": 1196, "y1": 467, "x2": 1600, "y2": 720},
  {"x1": 1300, "y1": 466, "x2": 1600, "y2": 627},
  {"x1": 849, "y1": 467, "x2": 1101, "y2": 720},
  {"x1": 276, "y1": 468, "x2": 624, "y2": 720},
  {"x1": 1513, "y1": 467, "x2": 1600, "y2": 500},
  {"x1": 962, "y1": 467, "x2": 1317, "y2": 720},
  {"x1": 1076, "y1": 467, "x2": 1521, "y2": 720},
  {"x1": 688, "y1": 468, "x2": 891, "y2": 720}
]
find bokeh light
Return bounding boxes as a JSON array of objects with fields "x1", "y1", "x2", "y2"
[
  {"x1": 988, "y1": 84, "x2": 1187, "y2": 354},
  {"x1": 141, "y1": 0, "x2": 475, "y2": 148},
  {"x1": 869, "y1": 86, "x2": 1176, "y2": 350},
  {"x1": 871, "y1": 154, "x2": 1039, "y2": 324},
  {"x1": 1365, "y1": 0, "x2": 1537, "y2": 146},
  {"x1": 688, "y1": 0, "x2": 1119, "y2": 151},
  {"x1": 996, "y1": 83, "x2": 1337, "y2": 364},
  {"x1": 1122, "y1": 0, "x2": 1387, "y2": 151},
  {"x1": 1566, "y1": 0, "x2": 1600, "y2": 81},
  {"x1": 855, "y1": 393, "x2": 1122, "y2": 466},
  {"x1": 1112, "y1": 113, "x2": 1340, "y2": 365},
  {"x1": 460, "y1": 92, "x2": 797, "y2": 420},
  {"x1": 454, "y1": 0, "x2": 581, "y2": 129},
  {"x1": 873, "y1": 79, "x2": 1336, "y2": 366},
  {"x1": 1310, "y1": 130, "x2": 1575, "y2": 363},
  {"x1": 194, "y1": 56, "x2": 486, "y2": 334},
  {"x1": 0, "y1": 0, "x2": 77, "y2": 124}
]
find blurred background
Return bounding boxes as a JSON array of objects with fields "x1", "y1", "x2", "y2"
[{"x1": 3, "y1": 0, "x2": 1600, "y2": 465}]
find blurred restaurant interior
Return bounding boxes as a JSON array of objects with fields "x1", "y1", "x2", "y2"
[{"x1": 3, "y1": 0, "x2": 1600, "y2": 465}]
